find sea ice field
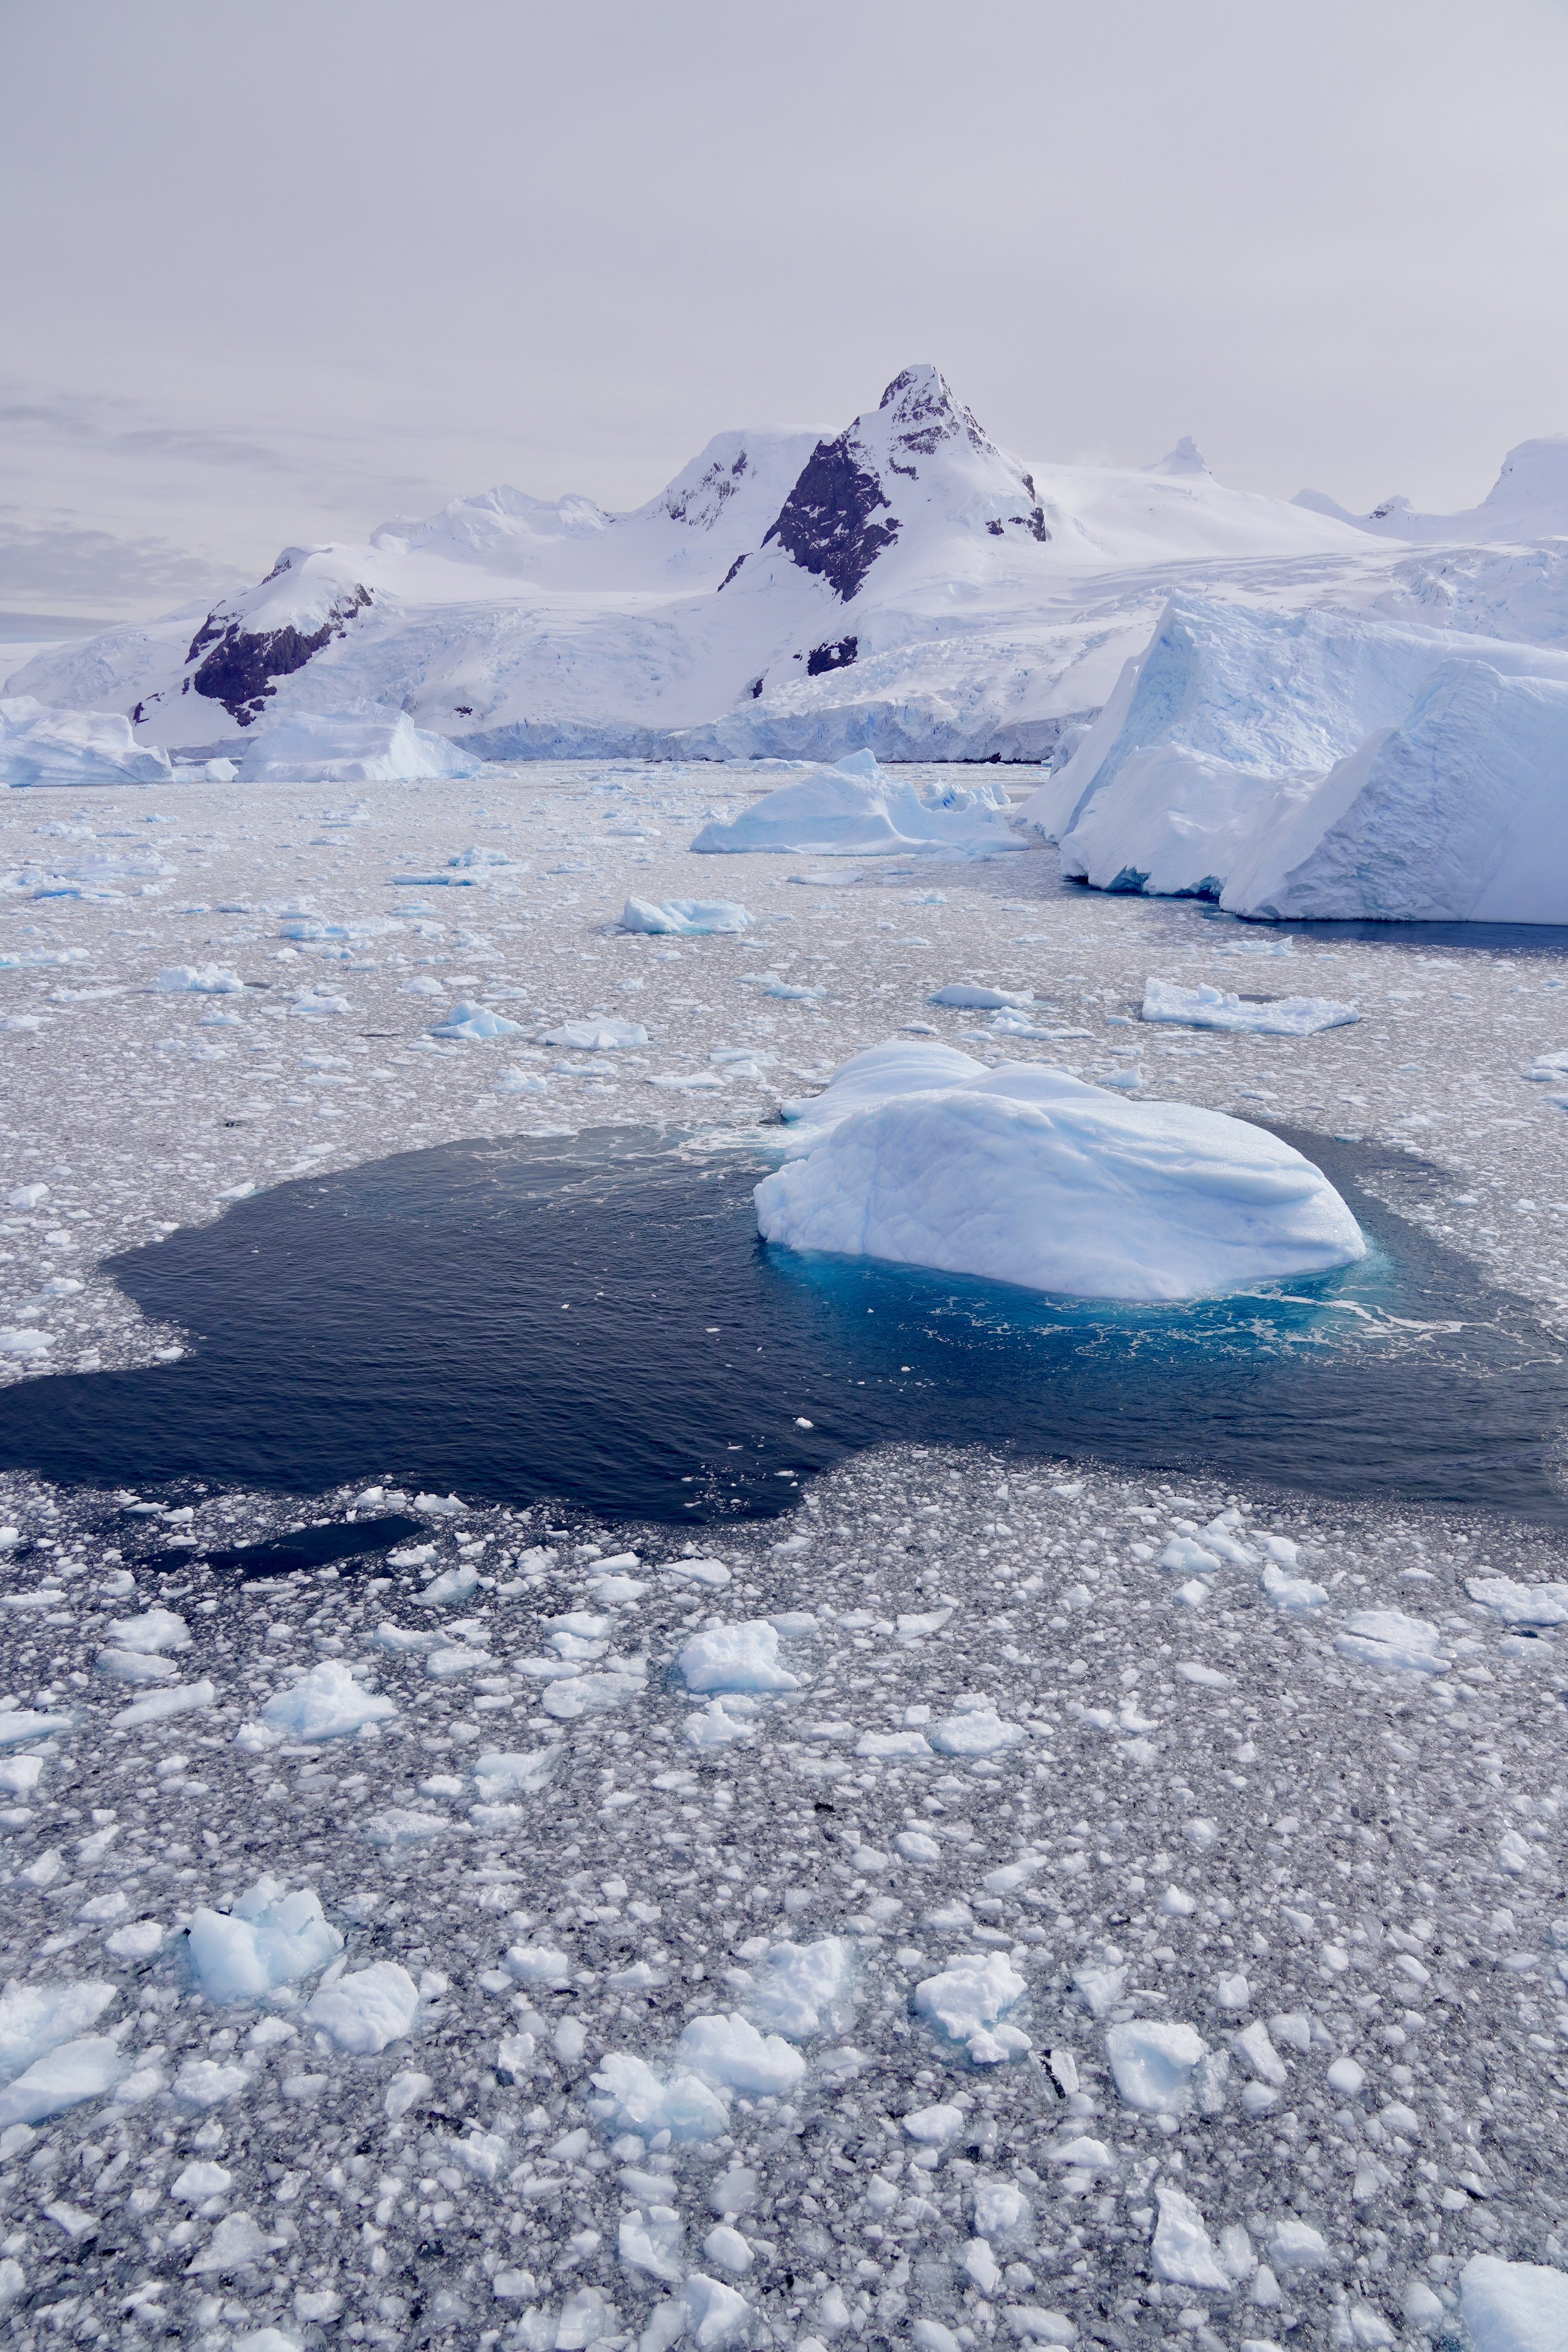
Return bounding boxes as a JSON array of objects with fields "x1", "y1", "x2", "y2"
[{"x1": 0, "y1": 767, "x2": 1566, "y2": 2352}]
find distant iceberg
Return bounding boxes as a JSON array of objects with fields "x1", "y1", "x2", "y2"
[
  {"x1": 756, "y1": 1041, "x2": 1364, "y2": 1301},
  {"x1": 232, "y1": 707, "x2": 483, "y2": 785},
  {"x1": 693, "y1": 751, "x2": 1023, "y2": 859},
  {"x1": 0, "y1": 696, "x2": 174, "y2": 788}
]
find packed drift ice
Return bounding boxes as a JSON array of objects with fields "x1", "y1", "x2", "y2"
[{"x1": 756, "y1": 1041, "x2": 1365, "y2": 1301}]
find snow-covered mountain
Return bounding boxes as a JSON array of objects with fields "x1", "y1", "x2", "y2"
[
  {"x1": 7, "y1": 366, "x2": 1384, "y2": 765},
  {"x1": 1295, "y1": 434, "x2": 1568, "y2": 544}
]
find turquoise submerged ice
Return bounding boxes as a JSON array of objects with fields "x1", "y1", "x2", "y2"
[{"x1": 755, "y1": 1041, "x2": 1366, "y2": 1304}]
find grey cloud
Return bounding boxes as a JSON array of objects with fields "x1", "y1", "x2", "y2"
[{"x1": 0, "y1": 512, "x2": 241, "y2": 615}]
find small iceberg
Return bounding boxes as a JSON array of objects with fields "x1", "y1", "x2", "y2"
[
  {"x1": 0, "y1": 696, "x2": 174, "y2": 788},
  {"x1": 541, "y1": 1017, "x2": 648, "y2": 1050},
  {"x1": 620, "y1": 896, "x2": 754, "y2": 935},
  {"x1": 755, "y1": 1041, "x2": 1365, "y2": 1303},
  {"x1": 233, "y1": 707, "x2": 482, "y2": 785},
  {"x1": 691, "y1": 750, "x2": 1023, "y2": 859},
  {"x1": 429, "y1": 1000, "x2": 524, "y2": 1041},
  {"x1": 1142, "y1": 978, "x2": 1359, "y2": 1036}
]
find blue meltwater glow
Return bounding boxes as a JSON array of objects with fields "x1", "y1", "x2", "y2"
[{"x1": 0, "y1": 1125, "x2": 1560, "y2": 1525}]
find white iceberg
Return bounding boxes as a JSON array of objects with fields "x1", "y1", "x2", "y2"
[
  {"x1": 1460, "y1": 2253, "x2": 1568, "y2": 2352},
  {"x1": 589, "y1": 2050, "x2": 730, "y2": 2143},
  {"x1": 746, "y1": 1939, "x2": 857, "y2": 2040},
  {"x1": 677, "y1": 1622, "x2": 800, "y2": 1695},
  {"x1": 1223, "y1": 660, "x2": 1568, "y2": 923},
  {"x1": 674, "y1": 2013, "x2": 807, "y2": 2095},
  {"x1": 755, "y1": 1042, "x2": 1365, "y2": 1303},
  {"x1": 913, "y1": 1953, "x2": 1031, "y2": 2065},
  {"x1": 620, "y1": 897, "x2": 754, "y2": 936},
  {"x1": 541, "y1": 1018, "x2": 649, "y2": 1051},
  {"x1": 233, "y1": 707, "x2": 482, "y2": 784},
  {"x1": 0, "y1": 696, "x2": 174, "y2": 788},
  {"x1": 1019, "y1": 595, "x2": 1568, "y2": 911},
  {"x1": 153, "y1": 966, "x2": 246, "y2": 997},
  {"x1": 1141, "y1": 979, "x2": 1357, "y2": 1037},
  {"x1": 258, "y1": 1660, "x2": 397, "y2": 1740},
  {"x1": 1104, "y1": 2020, "x2": 1209, "y2": 2114},
  {"x1": 186, "y1": 1878, "x2": 344, "y2": 2001},
  {"x1": 303, "y1": 1960, "x2": 420, "y2": 2053},
  {"x1": 429, "y1": 1000, "x2": 524, "y2": 1041},
  {"x1": 692, "y1": 751, "x2": 1023, "y2": 859}
]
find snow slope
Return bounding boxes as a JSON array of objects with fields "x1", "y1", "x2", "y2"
[
  {"x1": 1297, "y1": 434, "x2": 1568, "y2": 544},
  {"x1": 4, "y1": 369, "x2": 1376, "y2": 766}
]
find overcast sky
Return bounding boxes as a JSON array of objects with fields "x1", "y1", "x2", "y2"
[{"x1": 5, "y1": 0, "x2": 1568, "y2": 619}]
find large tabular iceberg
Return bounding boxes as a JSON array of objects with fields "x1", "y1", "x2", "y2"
[
  {"x1": 692, "y1": 751, "x2": 1022, "y2": 859},
  {"x1": 1018, "y1": 594, "x2": 1568, "y2": 914},
  {"x1": 755, "y1": 1042, "x2": 1364, "y2": 1302},
  {"x1": 0, "y1": 696, "x2": 175, "y2": 787}
]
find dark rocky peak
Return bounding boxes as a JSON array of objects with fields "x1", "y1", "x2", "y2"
[
  {"x1": 184, "y1": 584, "x2": 373, "y2": 726},
  {"x1": 877, "y1": 363, "x2": 996, "y2": 463},
  {"x1": 661, "y1": 447, "x2": 748, "y2": 530},
  {"x1": 760, "y1": 433, "x2": 900, "y2": 602}
]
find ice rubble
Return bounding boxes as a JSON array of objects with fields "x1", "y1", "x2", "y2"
[
  {"x1": 230, "y1": 709, "x2": 484, "y2": 784},
  {"x1": 1019, "y1": 594, "x2": 1568, "y2": 918},
  {"x1": 691, "y1": 753, "x2": 1022, "y2": 860},
  {"x1": 756, "y1": 1041, "x2": 1365, "y2": 1302},
  {"x1": 0, "y1": 696, "x2": 174, "y2": 787}
]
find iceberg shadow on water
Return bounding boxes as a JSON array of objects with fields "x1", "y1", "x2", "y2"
[{"x1": 0, "y1": 1126, "x2": 1560, "y2": 1527}]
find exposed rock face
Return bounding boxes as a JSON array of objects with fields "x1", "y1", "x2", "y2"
[
  {"x1": 185, "y1": 586, "x2": 373, "y2": 725},
  {"x1": 761, "y1": 366, "x2": 1049, "y2": 602},
  {"x1": 761, "y1": 436, "x2": 900, "y2": 601},
  {"x1": 807, "y1": 637, "x2": 858, "y2": 675}
]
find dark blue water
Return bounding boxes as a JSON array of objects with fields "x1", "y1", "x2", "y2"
[{"x1": 0, "y1": 1126, "x2": 1561, "y2": 1525}]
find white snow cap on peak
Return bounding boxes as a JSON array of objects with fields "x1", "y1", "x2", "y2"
[{"x1": 1148, "y1": 436, "x2": 1212, "y2": 477}]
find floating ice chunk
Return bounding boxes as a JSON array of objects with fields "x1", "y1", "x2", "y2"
[
  {"x1": 1004, "y1": 2307, "x2": 1077, "y2": 2344},
  {"x1": 896, "y1": 1830, "x2": 942, "y2": 1863},
  {"x1": 1261, "y1": 1562, "x2": 1327, "y2": 1612},
  {"x1": 507, "y1": 1945, "x2": 575, "y2": 1989},
  {"x1": 172, "y1": 2159, "x2": 233, "y2": 2201},
  {"x1": 1460, "y1": 2254, "x2": 1568, "y2": 2352},
  {"x1": 1268, "y1": 2218, "x2": 1333, "y2": 2272},
  {"x1": 472, "y1": 1747, "x2": 562, "y2": 1799},
  {"x1": 0, "y1": 1330, "x2": 53, "y2": 1358},
  {"x1": 620, "y1": 2204, "x2": 684, "y2": 2280},
  {"x1": 930, "y1": 984, "x2": 1035, "y2": 1010},
  {"x1": 105, "y1": 1606, "x2": 189, "y2": 1653},
  {"x1": 757, "y1": 1046, "x2": 1364, "y2": 1303},
  {"x1": 1152, "y1": 2184, "x2": 1232, "y2": 2291},
  {"x1": 426, "y1": 1644, "x2": 492, "y2": 1678},
  {"x1": 1234, "y1": 2022, "x2": 1288, "y2": 2086},
  {"x1": 692, "y1": 761, "x2": 1022, "y2": 859},
  {"x1": 588, "y1": 2050, "x2": 729, "y2": 2143},
  {"x1": 1105, "y1": 2020, "x2": 1209, "y2": 2114},
  {"x1": 677, "y1": 1621, "x2": 800, "y2": 1695},
  {"x1": 0, "y1": 1981, "x2": 117, "y2": 2089},
  {"x1": 260, "y1": 1660, "x2": 396, "y2": 1739},
  {"x1": 541, "y1": 1018, "x2": 648, "y2": 1051},
  {"x1": 414, "y1": 1562, "x2": 482, "y2": 1607},
  {"x1": 703, "y1": 2223, "x2": 753, "y2": 2275},
  {"x1": 430, "y1": 1000, "x2": 524, "y2": 1041},
  {"x1": 686, "y1": 1700, "x2": 755, "y2": 1751},
  {"x1": 0, "y1": 2036, "x2": 128, "y2": 2126},
  {"x1": 96, "y1": 1649, "x2": 179, "y2": 1685},
  {"x1": 186, "y1": 1878, "x2": 343, "y2": 2001},
  {"x1": 235, "y1": 707, "x2": 482, "y2": 785},
  {"x1": 927, "y1": 1705, "x2": 1025, "y2": 1758},
  {"x1": 153, "y1": 966, "x2": 245, "y2": 995},
  {"x1": 105, "y1": 1920, "x2": 166, "y2": 1961},
  {"x1": 304, "y1": 1961, "x2": 420, "y2": 2053},
  {"x1": 857, "y1": 1729, "x2": 933, "y2": 1760},
  {"x1": 1071, "y1": 1964, "x2": 1127, "y2": 2017},
  {"x1": 620, "y1": 898, "x2": 754, "y2": 936},
  {"x1": 973, "y1": 2181, "x2": 1034, "y2": 2247},
  {"x1": 747, "y1": 1939, "x2": 857, "y2": 2040},
  {"x1": 173, "y1": 2058, "x2": 253, "y2": 2109},
  {"x1": 675, "y1": 2012, "x2": 807, "y2": 2095},
  {"x1": 1142, "y1": 980, "x2": 1358, "y2": 1036},
  {"x1": 679, "y1": 2273, "x2": 752, "y2": 2349},
  {"x1": 542, "y1": 1665, "x2": 646, "y2": 1719},
  {"x1": 1335, "y1": 1609, "x2": 1450, "y2": 1674},
  {"x1": 0, "y1": 696, "x2": 174, "y2": 787},
  {"x1": 904, "y1": 2101, "x2": 966, "y2": 2144},
  {"x1": 364, "y1": 1808, "x2": 451, "y2": 1850},
  {"x1": 113, "y1": 1680, "x2": 217, "y2": 1728},
  {"x1": 914, "y1": 1953, "x2": 1030, "y2": 2063},
  {"x1": 1466, "y1": 1576, "x2": 1568, "y2": 1628},
  {"x1": 184, "y1": 2209, "x2": 286, "y2": 2275}
]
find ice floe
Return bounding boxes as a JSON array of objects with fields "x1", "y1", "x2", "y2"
[
  {"x1": 692, "y1": 753, "x2": 1022, "y2": 860},
  {"x1": 1141, "y1": 978, "x2": 1358, "y2": 1036},
  {"x1": 620, "y1": 897, "x2": 753, "y2": 936}
]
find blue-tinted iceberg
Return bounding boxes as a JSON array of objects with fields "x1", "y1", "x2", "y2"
[
  {"x1": 756, "y1": 1042, "x2": 1364, "y2": 1303},
  {"x1": 620, "y1": 896, "x2": 754, "y2": 935},
  {"x1": 233, "y1": 708, "x2": 482, "y2": 784}
]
